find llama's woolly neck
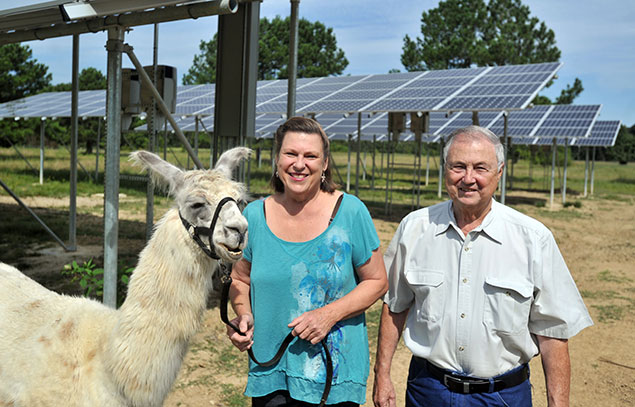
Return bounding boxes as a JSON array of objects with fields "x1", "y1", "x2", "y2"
[{"x1": 106, "y1": 208, "x2": 217, "y2": 405}]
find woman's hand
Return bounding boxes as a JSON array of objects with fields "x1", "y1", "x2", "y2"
[
  {"x1": 288, "y1": 307, "x2": 337, "y2": 345},
  {"x1": 227, "y1": 313, "x2": 254, "y2": 352}
]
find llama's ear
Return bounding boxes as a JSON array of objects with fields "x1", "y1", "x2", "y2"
[
  {"x1": 214, "y1": 147, "x2": 252, "y2": 179},
  {"x1": 129, "y1": 151, "x2": 184, "y2": 194}
]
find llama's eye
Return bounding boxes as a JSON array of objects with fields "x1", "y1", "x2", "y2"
[{"x1": 191, "y1": 202, "x2": 206, "y2": 210}]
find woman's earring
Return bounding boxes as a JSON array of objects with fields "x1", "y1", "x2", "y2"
[
  {"x1": 275, "y1": 170, "x2": 279, "y2": 178},
  {"x1": 321, "y1": 172, "x2": 326, "y2": 183}
]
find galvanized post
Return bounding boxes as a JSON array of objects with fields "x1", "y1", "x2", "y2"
[
  {"x1": 69, "y1": 33, "x2": 79, "y2": 252},
  {"x1": 95, "y1": 118, "x2": 101, "y2": 181},
  {"x1": 346, "y1": 134, "x2": 351, "y2": 192},
  {"x1": 287, "y1": 0, "x2": 300, "y2": 119},
  {"x1": 103, "y1": 26, "x2": 125, "y2": 308},
  {"x1": 590, "y1": 147, "x2": 596, "y2": 195},
  {"x1": 355, "y1": 113, "x2": 361, "y2": 197},
  {"x1": 39, "y1": 118, "x2": 45, "y2": 185},
  {"x1": 146, "y1": 23, "x2": 159, "y2": 241},
  {"x1": 562, "y1": 138, "x2": 568, "y2": 205},
  {"x1": 501, "y1": 113, "x2": 508, "y2": 205},
  {"x1": 437, "y1": 140, "x2": 444, "y2": 199},
  {"x1": 371, "y1": 135, "x2": 376, "y2": 190},
  {"x1": 583, "y1": 148, "x2": 589, "y2": 197},
  {"x1": 550, "y1": 138, "x2": 556, "y2": 208}
]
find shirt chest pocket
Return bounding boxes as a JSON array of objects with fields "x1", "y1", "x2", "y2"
[
  {"x1": 405, "y1": 269, "x2": 444, "y2": 323},
  {"x1": 483, "y1": 277, "x2": 533, "y2": 335}
]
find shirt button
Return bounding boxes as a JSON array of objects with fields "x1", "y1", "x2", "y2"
[
  {"x1": 464, "y1": 246, "x2": 469, "y2": 252},
  {"x1": 460, "y1": 313, "x2": 466, "y2": 319},
  {"x1": 462, "y1": 278, "x2": 468, "y2": 283},
  {"x1": 459, "y1": 346, "x2": 465, "y2": 352},
  {"x1": 506, "y1": 291, "x2": 511, "y2": 296}
]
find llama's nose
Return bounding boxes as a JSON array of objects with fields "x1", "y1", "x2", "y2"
[{"x1": 226, "y1": 226, "x2": 246, "y2": 245}]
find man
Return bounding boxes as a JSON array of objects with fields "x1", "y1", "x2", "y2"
[{"x1": 373, "y1": 126, "x2": 592, "y2": 407}]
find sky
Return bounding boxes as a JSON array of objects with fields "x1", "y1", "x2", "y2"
[{"x1": 22, "y1": 0, "x2": 635, "y2": 127}]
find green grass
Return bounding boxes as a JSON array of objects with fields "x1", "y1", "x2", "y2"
[{"x1": 597, "y1": 270, "x2": 633, "y2": 284}]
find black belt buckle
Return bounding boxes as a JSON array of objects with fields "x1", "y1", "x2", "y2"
[{"x1": 443, "y1": 374, "x2": 488, "y2": 394}]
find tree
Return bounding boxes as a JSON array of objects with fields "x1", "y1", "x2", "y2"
[
  {"x1": 403, "y1": 0, "x2": 582, "y2": 104},
  {"x1": 402, "y1": 0, "x2": 488, "y2": 70},
  {"x1": 554, "y1": 77, "x2": 583, "y2": 105},
  {"x1": 402, "y1": 0, "x2": 560, "y2": 70},
  {"x1": 482, "y1": 0, "x2": 561, "y2": 65},
  {"x1": 183, "y1": 16, "x2": 348, "y2": 84},
  {"x1": 0, "y1": 43, "x2": 51, "y2": 103},
  {"x1": 42, "y1": 67, "x2": 107, "y2": 92}
]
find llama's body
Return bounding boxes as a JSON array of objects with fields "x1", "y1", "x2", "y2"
[{"x1": 0, "y1": 148, "x2": 250, "y2": 406}]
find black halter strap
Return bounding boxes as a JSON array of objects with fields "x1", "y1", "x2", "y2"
[{"x1": 179, "y1": 196, "x2": 237, "y2": 260}]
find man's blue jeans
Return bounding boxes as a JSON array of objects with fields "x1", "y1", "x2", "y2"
[{"x1": 405, "y1": 357, "x2": 532, "y2": 407}]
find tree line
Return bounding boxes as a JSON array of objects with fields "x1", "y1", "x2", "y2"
[{"x1": 0, "y1": 0, "x2": 633, "y2": 163}]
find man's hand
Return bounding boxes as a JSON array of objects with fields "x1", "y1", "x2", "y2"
[{"x1": 373, "y1": 371, "x2": 397, "y2": 407}]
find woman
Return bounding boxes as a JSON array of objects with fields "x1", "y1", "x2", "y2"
[{"x1": 228, "y1": 117, "x2": 388, "y2": 406}]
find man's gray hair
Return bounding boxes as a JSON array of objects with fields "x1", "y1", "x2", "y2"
[{"x1": 443, "y1": 125, "x2": 505, "y2": 169}]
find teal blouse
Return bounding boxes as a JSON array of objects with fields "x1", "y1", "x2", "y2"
[{"x1": 241, "y1": 193, "x2": 380, "y2": 404}]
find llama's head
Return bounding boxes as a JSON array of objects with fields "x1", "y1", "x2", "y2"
[{"x1": 130, "y1": 148, "x2": 250, "y2": 263}]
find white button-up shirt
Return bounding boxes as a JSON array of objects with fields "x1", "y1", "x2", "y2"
[{"x1": 383, "y1": 199, "x2": 593, "y2": 378}]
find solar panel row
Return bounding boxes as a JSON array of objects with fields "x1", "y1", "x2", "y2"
[{"x1": 0, "y1": 61, "x2": 562, "y2": 120}]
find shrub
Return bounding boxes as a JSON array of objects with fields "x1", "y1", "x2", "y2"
[{"x1": 61, "y1": 258, "x2": 133, "y2": 307}]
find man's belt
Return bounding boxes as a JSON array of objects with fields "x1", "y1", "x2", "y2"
[{"x1": 415, "y1": 357, "x2": 529, "y2": 394}]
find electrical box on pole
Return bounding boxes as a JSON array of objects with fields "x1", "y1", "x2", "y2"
[
  {"x1": 121, "y1": 68, "x2": 141, "y2": 131},
  {"x1": 388, "y1": 112, "x2": 405, "y2": 140},
  {"x1": 410, "y1": 112, "x2": 425, "y2": 133},
  {"x1": 140, "y1": 65, "x2": 177, "y2": 113}
]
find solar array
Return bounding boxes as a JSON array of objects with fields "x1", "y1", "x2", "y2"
[
  {"x1": 571, "y1": 120, "x2": 621, "y2": 147},
  {"x1": 252, "y1": 104, "x2": 602, "y2": 144},
  {"x1": 0, "y1": 90, "x2": 105, "y2": 119},
  {"x1": 0, "y1": 61, "x2": 562, "y2": 121}
]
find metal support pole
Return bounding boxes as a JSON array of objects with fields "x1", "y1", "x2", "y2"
[
  {"x1": 145, "y1": 23, "x2": 159, "y2": 241},
  {"x1": 103, "y1": 26, "x2": 125, "y2": 308},
  {"x1": 437, "y1": 141, "x2": 444, "y2": 199},
  {"x1": 355, "y1": 113, "x2": 361, "y2": 196},
  {"x1": 529, "y1": 146, "x2": 534, "y2": 190},
  {"x1": 39, "y1": 119, "x2": 45, "y2": 185},
  {"x1": 425, "y1": 147, "x2": 430, "y2": 186},
  {"x1": 371, "y1": 135, "x2": 376, "y2": 190},
  {"x1": 346, "y1": 134, "x2": 351, "y2": 192},
  {"x1": 509, "y1": 138, "x2": 514, "y2": 190},
  {"x1": 287, "y1": 0, "x2": 300, "y2": 119},
  {"x1": 590, "y1": 147, "x2": 596, "y2": 195},
  {"x1": 95, "y1": 118, "x2": 101, "y2": 181},
  {"x1": 562, "y1": 138, "x2": 568, "y2": 205},
  {"x1": 583, "y1": 148, "x2": 589, "y2": 197},
  {"x1": 412, "y1": 130, "x2": 421, "y2": 209},
  {"x1": 501, "y1": 113, "x2": 508, "y2": 205},
  {"x1": 68, "y1": 33, "x2": 79, "y2": 252},
  {"x1": 550, "y1": 138, "x2": 556, "y2": 208},
  {"x1": 384, "y1": 140, "x2": 391, "y2": 214},
  {"x1": 472, "y1": 111, "x2": 479, "y2": 126}
]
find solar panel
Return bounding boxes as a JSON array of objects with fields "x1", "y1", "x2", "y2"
[{"x1": 571, "y1": 120, "x2": 621, "y2": 147}]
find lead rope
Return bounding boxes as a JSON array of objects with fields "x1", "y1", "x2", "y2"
[{"x1": 219, "y1": 267, "x2": 333, "y2": 405}]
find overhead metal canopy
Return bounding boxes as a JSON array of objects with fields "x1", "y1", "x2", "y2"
[{"x1": 0, "y1": 0, "x2": 238, "y2": 45}]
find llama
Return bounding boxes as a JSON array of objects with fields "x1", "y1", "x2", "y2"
[{"x1": 0, "y1": 147, "x2": 250, "y2": 407}]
